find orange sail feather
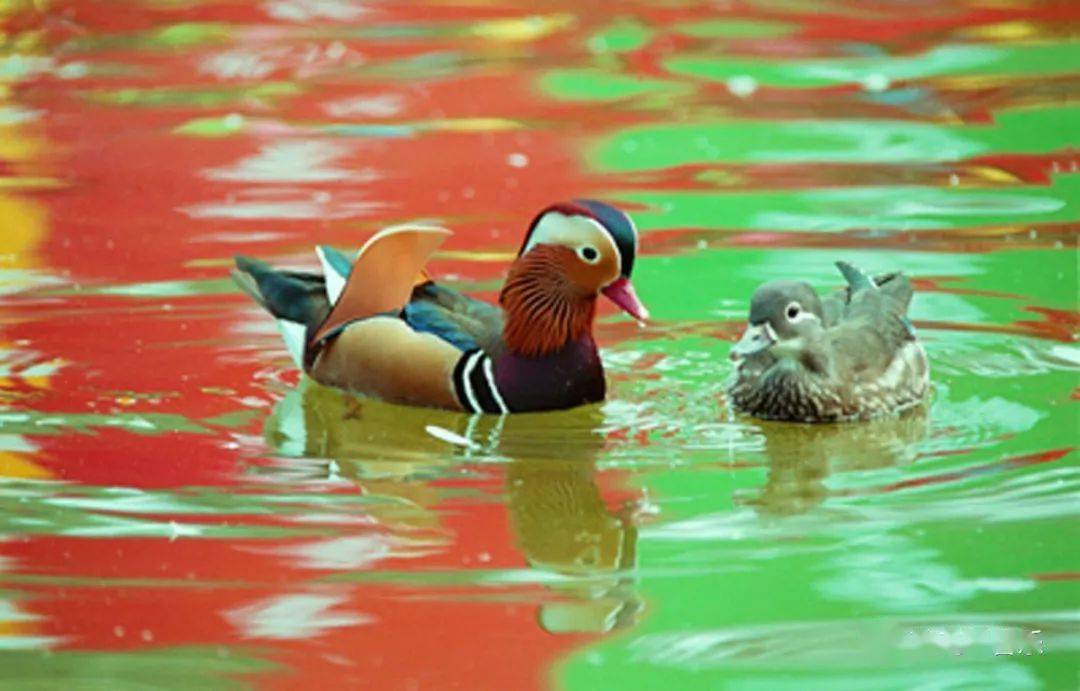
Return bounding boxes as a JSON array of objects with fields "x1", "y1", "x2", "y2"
[{"x1": 311, "y1": 225, "x2": 452, "y2": 345}]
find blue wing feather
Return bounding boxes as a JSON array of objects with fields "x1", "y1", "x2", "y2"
[{"x1": 403, "y1": 300, "x2": 482, "y2": 351}]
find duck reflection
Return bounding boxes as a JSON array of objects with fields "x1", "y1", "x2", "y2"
[
  {"x1": 263, "y1": 378, "x2": 642, "y2": 633},
  {"x1": 494, "y1": 409, "x2": 642, "y2": 634},
  {"x1": 749, "y1": 406, "x2": 930, "y2": 516},
  {"x1": 264, "y1": 378, "x2": 472, "y2": 532}
]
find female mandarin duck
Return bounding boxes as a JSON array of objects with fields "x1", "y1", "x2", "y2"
[
  {"x1": 727, "y1": 262, "x2": 929, "y2": 422},
  {"x1": 232, "y1": 200, "x2": 648, "y2": 414}
]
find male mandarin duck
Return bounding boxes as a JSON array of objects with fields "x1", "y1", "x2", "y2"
[
  {"x1": 232, "y1": 200, "x2": 648, "y2": 413},
  {"x1": 727, "y1": 262, "x2": 929, "y2": 422}
]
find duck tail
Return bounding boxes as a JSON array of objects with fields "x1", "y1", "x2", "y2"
[
  {"x1": 232, "y1": 256, "x2": 333, "y2": 368},
  {"x1": 230, "y1": 258, "x2": 268, "y2": 310},
  {"x1": 232, "y1": 256, "x2": 330, "y2": 326},
  {"x1": 835, "y1": 261, "x2": 877, "y2": 292}
]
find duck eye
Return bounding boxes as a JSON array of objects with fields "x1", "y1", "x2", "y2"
[
  {"x1": 786, "y1": 303, "x2": 801, "y2": 320},
  {"x1": 578, "y1": 246, "x2": 600, "y2": 263}
]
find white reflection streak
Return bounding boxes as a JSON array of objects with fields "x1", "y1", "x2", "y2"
[
  {"x1": 227, "y1": 594, "x2": 371, "y2": 640},
  {"x1": 264, "y1": 0, "x2": 367, "y2": 21},
  {"x1": 264, "y1": 534, "x2": 444, "y2": 570},
  {"x1": 625, "y1": 617, "x2": 1059, "y2": 687},
  {"x1": 182, "y1": 191, "x2": 383, "y2": 220},
  {"x1": 204, "y1": 140, "x2": 373, "y2": 184},
  {"x1": 200, "y1": 49, "x2": 280, "y2": 80},
  {"x1": 323, "y1": 94, "x2": 403, "y2": 118},
  {"x1": 281, "y1": 535, "x2": 393, "y2": 570}
]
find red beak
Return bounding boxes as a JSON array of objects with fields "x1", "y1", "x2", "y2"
[{"x1": 601, "y1": 277, "x2": 650, "y2": 323}]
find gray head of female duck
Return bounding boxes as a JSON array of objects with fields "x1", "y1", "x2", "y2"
[{"x1": 730, "y1": 280, "x2": 827, "y2": 363}]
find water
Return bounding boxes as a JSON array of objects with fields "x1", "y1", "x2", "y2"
[{"x1": 1, "y1": 1, "x2": 1077, "y2": 689}]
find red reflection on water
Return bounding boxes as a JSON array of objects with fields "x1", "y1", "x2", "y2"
[{"x1": 3, "y1": 1, "x2": 646, "y2": 686}]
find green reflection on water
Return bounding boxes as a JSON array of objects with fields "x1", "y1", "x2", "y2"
[
  {"x1": 665, "y1": 42, "x2": 1080, "y2": 88},
  {"x1": 594, "y1": 107, "x2": 1080, "y2": 167},
  {"x1": 616, "y1": 175, "x2": 1078, "y2": 232},
  {"x1": 587, "y1": 19, "x2": 654, "y2": 54},
  {"x1": 632, "y1": 247, "x2": 1076, "y2": 320},
  {"x1": 540, "y1": 68, "x2": 690, "y2": 102},
  {"x1": 0, "y1": 409, "x2": 257, "y2": 437},
  {"x1": 82, "y1": 83, "x2": 302, "y2": 109},
  {"x1": 0, "y1": 646, "x2": 274, "y2": 690},
  {"x1": 548, "y1": 16, "x2": 1079, "y2": 686}
]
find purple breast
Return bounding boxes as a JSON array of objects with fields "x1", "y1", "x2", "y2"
[{"x1": 494, "y1": 336, "x2": 605, "y2": 412}]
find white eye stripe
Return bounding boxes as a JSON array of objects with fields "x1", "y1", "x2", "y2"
[
  {"x1": 523, "y1": 212, "x2": 621, "y2": 273},
  {"x1": 580, "y1": 217, "x2": 620, "y2": 274}
]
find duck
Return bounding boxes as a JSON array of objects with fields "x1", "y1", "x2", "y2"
[
  {"x1": 232, "y1": 199, "x2": 649, "y2": 414},
  {"x1": 727, "y1": 261, "x2": 929, "y2": 422}
]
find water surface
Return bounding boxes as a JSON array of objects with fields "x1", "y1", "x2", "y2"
[{"x1": 0, "y1": 1, "x2": 1077, "y2": 689}]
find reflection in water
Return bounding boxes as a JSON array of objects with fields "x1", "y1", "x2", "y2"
[
  {"x1": 264, "y1": 379, "x2": 643, "y2": 634},
  {"x1": 226, "y1": 593, "x2": 370, "y2": 641},
  {"x1": 498, "y1": 412, "x2": 642, "y2": 634},
  {"x1": 749, "y1": 408, "x2": 930, "y2": 516}
]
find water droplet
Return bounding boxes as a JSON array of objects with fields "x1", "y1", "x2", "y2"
[
  {"x1": 506, "y1": 152, "x2": 529, "y2": 168},
  {"x1": 726, "y1": 75, "x2": 757, "y2": 98},
  {"x1": 58, "y1": 62, "x2": 89, "y2": 79},
  {"x1": 326, "y1": 42, "x2": 347, "y2": 61},
  {"x1": 862, "y1": 73, "x2": 890, "y2": 92}
]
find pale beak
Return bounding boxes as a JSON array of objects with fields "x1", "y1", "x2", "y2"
[
  {"x1": 730, "y1": 322, "x2": 776, "y2": 360},
  {"x1": 601, "y1": 277, "x2": 650, "y2": 323}
]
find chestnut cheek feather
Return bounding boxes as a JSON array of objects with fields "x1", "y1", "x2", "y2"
[{"x1": 500, "y1": 245, "x2": 598, "y2": 357}]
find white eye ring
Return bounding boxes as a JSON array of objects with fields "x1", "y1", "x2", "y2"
[
  {"x1": 577, "y1": 245, "x2": 600, "y2": 264},
  {"x1": 785, "y1": 302, "x2": 801, "y2": 321}
]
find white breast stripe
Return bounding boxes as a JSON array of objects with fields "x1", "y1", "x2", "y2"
[
  {"x1": 482, "y1": 357, "x2": 509, "y2": 414},
  {"x1": 460, "y1": 350, "x2": 484, "y2": 413}
]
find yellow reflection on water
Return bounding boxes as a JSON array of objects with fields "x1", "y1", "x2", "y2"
[{"x1": 0, "y1": 58, "x2": 53, "y2": 482}]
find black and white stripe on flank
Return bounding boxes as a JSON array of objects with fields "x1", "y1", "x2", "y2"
[{"x1": 452, "y1": 349, "x2": 509, "y2": 414}]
